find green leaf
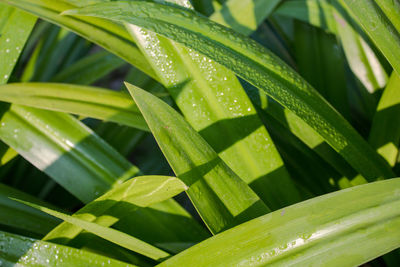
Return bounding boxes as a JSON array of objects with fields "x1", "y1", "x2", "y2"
[
  {"x1": 1, "y1": 0, "x2": 157, "y2": 80},
  {"x1": 375, "y1": 0, "x2": 400, "y2": 34},
  {"x1": 122, "y1": 0, "x2": 299, "y2": 209},
  {"x1": 369, "y1": 72, "x2": 400, "y2": 167},
  {"x1": 0, "y1": 3, "x2": 37, "y2": 165},
  {"x1": 14, "y1": 176, "x2": 188, "y2": 260},
  {"x1": 339, "y1": 0, "x2": 400, "y2": 75},
  {"x1": 159, "y1": 178, "x2": 400, "y2": 266},
  {"x1": 210, "y1": 0, "x2": 281, "y2": 35},
  {"x1": 42, "y1": 175, "x2": 205, "y2": 248},
  {"x1": 0, "y1": 83, "x2": 149, "y2": 131},
  {"x1": 0, "y1": 3, "x2": 37, "y2": 84},
  {"x1": 331, "y1": 1, "x2": 388, "y2": 94},
  {"x1": 0, "y1": 105, "x2": 139, "y2": 203},
  {"x1": 126, "y1": 83, "x2": 269, "y2": 234},
  {"x1": 66, "y1": 1, "x2": 394, "y2": 181},
  {"x1": 294, "y1": 20, "x2": 350, "y2": 119},
  {"x1": 0, "y1": 183, "x2": 60, "y2": 236},
  {"x1": 0, "y1": 230, "x2": 136, "y2": 266},
  {"x1": 51, "y1": 51, "x2": 125, "y2": 85},
  {"x1": 275, "y1": 0, "x2": 389, "y2": 94},
  {"x1": 274, "y1": 0, "x2": 337, "y2": 33}
]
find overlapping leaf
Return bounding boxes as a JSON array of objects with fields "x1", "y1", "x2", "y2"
[
  {"x1": 65, "y1": 1, "x2": 394, "y2": 181},
  {"x1": 159, "y1": 179, "x2": 400, "y2": 266}
]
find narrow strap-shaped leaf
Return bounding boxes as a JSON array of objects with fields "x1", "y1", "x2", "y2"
[
  {"x1": 159, "y1": 178, "x2": 400, "y2": 266},
  {"x1": 127, "y1": 83, "x2": 269, "y2": 234},
  {"x1": 0, "y1": 105, "x2": 139, "y2": 203},
  {"x1": 369, "y1": 72, "x2": 400, "y2": 166},
  {"x1": 294, "y1": 20, "x2": 350, "y2": 119},
  {"x1": 15, "y1": 177, "x2": 188, "y2": 260},
  {"x1": 43, "y1": 175, "x2": 208, "y2": 247},
  {"x1": 274, "y1": 0, "x2": 337, "y2": 33},
  {"x1": 0, "y1": 3, "x2": 37, "y2": 164},
  {"x1": 0, "y1": 3, "x2": 37, "y2": 84},
  {"x1": 209, "y1": 0, "x2": 281, "y2": 35},
  {"x1": 0, "y1": 183, "x2": 60, "y2": 236},
  {"x1": 0, "y1": 230, "x2": 136, "y2": 266},
  {"x1": 275, "y1": 0, "x2": 389, "y2": 94},
  {"x1": 0, "y1": 83, "x2": 149, "y2": 131},
  {"x1": 121, "y1": 0, "x2": 300, "y2": 209},
  {"x1": 1, "y1": 0, "x2": 157, "y2": 80},
  {"x1": 373, "y1": 0, "x2": 400, "y2": 40},
  {"x1": 339, "y1": 0, "x2": 400, "y2": 75},
  {"x1": 65, "y1": 1, "x2": 394, "y2": 181},
  {"x1": 51, "y1": 51, "x2": 125, "y2": 85},
  {"x1": 331, "y1": 1, "x2": 388, "y2": 94}
]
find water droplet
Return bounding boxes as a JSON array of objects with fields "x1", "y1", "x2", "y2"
[
  {"x1": 4, "y1": 75, "x2": 8, "y2": 79},
  {"x1": 5, "y1": 38, "x2": 10, "y2": 42},
  {"x1": 247, "y1": 108, "x2": 251, "y2": 111},
  {"x1": 5, "y1": 49, "x2": 10, "y2": 53}
]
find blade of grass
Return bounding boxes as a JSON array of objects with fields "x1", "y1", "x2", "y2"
[{"x1": 66, "y1": 1, "x2": 394, "y2": 181}]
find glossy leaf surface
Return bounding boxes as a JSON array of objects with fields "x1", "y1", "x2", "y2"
[
  {"x1": 160, "y1": 179, "x2": 400, "y2": 266},
  {"x1": 66, "y1": 1, "x2": 394, "y2": 181}
]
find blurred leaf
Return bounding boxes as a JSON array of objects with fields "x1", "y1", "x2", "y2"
[
  {"x1": 210, "y1": 0, "x2": 281, "y2": 35},
  {"x1": 0, "y1": 183, "x2": 60, "y2": 236},
  {"x1": 275, "y1": 0, "x2": 336, "y2": 33},
  {"x1": 51, "y1": 51, "x2": 125, "y2": 85},
  {"x1": 0, "y1": 83, "x2": 148, "y2": 131},
  {"x1": 369, "y1": 72, "x2": 400, "y2": 166},
  {"x1": 375, "y1": 0, "x2": 400, "y2": 34},
  {"x1": 340, "y1": 0, "x2": 400, "y2": 75},
  {"x1": 160, "y1": 178, "x2": 400, "y2": 266},
  {"x1": 1, "y1": 0, "x2": 157, "y2": 80}
]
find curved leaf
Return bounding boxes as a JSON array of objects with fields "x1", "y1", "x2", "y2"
[
  {"x1": 123, "y1": 0, "x2": 300, "y2": 209},
  {"x1": 0, "y1": 230, "x2": 135, "y2": 266},
  {"x1": 0, "y1": 105, "x2": 139, "y2": 203},
  {"x1": 159, "y1": 178, "x2": 400, "y2": 266},
  {"x1": 51, "y1": 51, "x2": 126, "y2": 85},
  {"x1": 1, "y1": 0, "x2": 157, "y2": 80},
  {"x1": 14, "y1": 175, "x2": 188, "y2": 261},
  {"x1": 339, "y1": 0, "x2": 400, "y2": 75},
  {"x1": 0, "y1": 83, "x2": 148, "y2": 131},
  {"x1": 65, "y1": 1, "x2": 394, "y2": 181},
  {"x1": 0, "y1": 183, "x2": 60, "y2": 236},
  {"x1": 369, "y1": 72, "x2": 400, "y2": 166},
  {"x1": 126, "y1": 83, "x2": 269, "y2": 234}
]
